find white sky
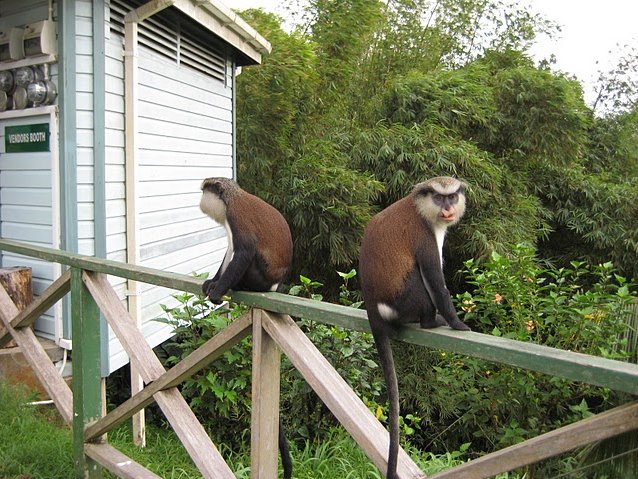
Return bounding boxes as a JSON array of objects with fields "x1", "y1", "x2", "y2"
[{"x1": 226, "y1": 0, "x2": 638, "y2": 106}]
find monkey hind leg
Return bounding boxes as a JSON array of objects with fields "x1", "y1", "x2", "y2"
[
  {"x1": 279, "y1": 419, "x2": 292, "y2": 479},
  {"x1": 418, "y1": 296, "x2": 445, "y2": 329},
  {"x1": 420, "y1": 313, "x2": 448, "y2": 329}
]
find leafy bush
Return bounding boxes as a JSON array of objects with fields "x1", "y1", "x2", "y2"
[
  {"x1": 154, "y1": 291, "x2": 253, "y2": 447},
  {"x1": 284, "y1": 272, "x2": 381, "y2": 440},
  {"x1": 394, "y1": 243, "x2": 635, "y2": 476},
  {"x1": 154, "y1": 272, "x2": 382, "y2": 447}
]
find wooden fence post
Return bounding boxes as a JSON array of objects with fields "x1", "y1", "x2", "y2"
[
  {"x1": 71, "y1": 268, "x2": 103, "y2": 478},
  {"x1": 251, "y1": 308, "x2": 282, "y2": 479}
]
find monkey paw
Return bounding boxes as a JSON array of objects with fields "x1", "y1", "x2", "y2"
[
  {"x1": 202, "y1": 279, "x2": 222, "y2": 303},
  {"x1": 202, "y1": 279, "x2": 215, "y2": 295}
]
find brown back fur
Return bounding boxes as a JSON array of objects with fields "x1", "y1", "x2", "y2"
[
  {"x1": 228, "y1": 191, "x2": 293, "y2": 282},
  {"x1": 359, "y1": 195, "x2": 430, "y2": 302}
]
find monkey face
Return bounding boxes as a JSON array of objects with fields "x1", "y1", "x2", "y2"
[
  {"x1": 413, "y1": 177, "x2": 467, "y2": 227},
  {"x1": 200, "y1": 182, "x2": 227, "y2": 224},
  {"x1": 432, "y1": 191, "x2": 465, "y2": 224}
]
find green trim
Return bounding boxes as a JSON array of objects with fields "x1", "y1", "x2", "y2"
[
  {"x1": 92, "y1": 0, "x2": 109, "y2": 378},
  {"x1": 58, "y1": 0, "x2": 78, "y2": 343},
  {"x1": 58, "y1": 0, "x2": 78, "y2": 254},
  {"x1": 71, "y1": 268, "x2": 103, "y2": 478}
]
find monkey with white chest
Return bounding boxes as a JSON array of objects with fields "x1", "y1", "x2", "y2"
[
  {"x1": 199, "y1": 177, "x2": 294, "y2": 478},
  {"x1": 199, "y1": 177, "x2": 293, "y2": 304},
  {"x1": 359, "y1": 176, "x2": 471, "y2": 479}
]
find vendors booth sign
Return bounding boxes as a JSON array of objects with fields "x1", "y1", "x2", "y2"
[{"x1": 5, "y1": 124, "x2": 50, "y2": 152}]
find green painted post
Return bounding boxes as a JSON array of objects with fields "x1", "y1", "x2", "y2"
[{"x1": 71, "y1": 268, "x2": 103, "y2": 478}]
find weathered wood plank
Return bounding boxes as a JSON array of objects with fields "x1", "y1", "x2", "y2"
[
  {"x1": 251, "y1": 309, "x2": 282, "y2": 479},
  {"x1": 0, "y1": 269, "x2": 71, "y2": 347},
  {"x1": 71, "y1": 268, "x2": 104, "y2": 478},
  {"x1": 261, "y1": 311, "x2": 426, "y2": 479},
  {"x1": 0, "y1": 284, "x2": 73, "y2": 424},
  {"x1": 82, "y1": 271, "x2": 235, "y2": 479},
  {"x1": 233, "y1": 291, "x2": 638, "y2": 396},
  {"x1": 429, "y1": 401, "x2": 638, "y2": 479},
  {"x1": 85, "y1": 312, "x2": 252, "y2": 441},
  {"x1": 0, "y1": 239, "x2": 201, "y2": 295},
  {"x1": 84, "y1": 443, "x2": 163, "y2": 479}
]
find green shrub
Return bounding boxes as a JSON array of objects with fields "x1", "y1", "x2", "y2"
[
  {"x1": 154, "y1": 271, "x2": 382, "y2": 447},
  {"x1": 394, "y1": 243, "x2": 635, "y2": 476},
  {"x1": 155, "y1": 292, "x2": 253, "y2": 448}
]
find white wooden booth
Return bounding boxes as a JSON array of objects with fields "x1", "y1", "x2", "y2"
[{"x1": 0, "y1": 0, "x2": 270, "y2": 374}]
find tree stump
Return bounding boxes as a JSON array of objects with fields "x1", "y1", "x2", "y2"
[{"x1": 0, "y1": 266, "x2": 33, "y2": 348}]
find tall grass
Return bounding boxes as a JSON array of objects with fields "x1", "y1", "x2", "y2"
[
  {"x1": 0, "y1": 381, "x2": 73, "y2": 479},
  {"x1": 0, "y1": 380, "x2": 521, "y2": 478}
]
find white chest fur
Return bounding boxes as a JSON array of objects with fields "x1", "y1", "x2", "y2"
[
  {"x1": 220, "y1": 220, "x2": 234, "y2": 274},
  {"x1": 433, "y1": 225, "x2": 446, "y2": 268},
  {"x1": 200, "y1": 190, "x2": 234, "y2": 273}
]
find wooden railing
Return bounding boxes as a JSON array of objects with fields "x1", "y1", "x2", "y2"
[{"x1": 0, "y1": 238, "x2": 637, "y2": 479}]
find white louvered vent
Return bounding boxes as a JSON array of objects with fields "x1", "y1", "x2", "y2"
[{"x1": 109, "y1": 0, "x2": 228, "y2": 83}]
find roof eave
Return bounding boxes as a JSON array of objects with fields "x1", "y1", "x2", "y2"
[{"x1": 176, "y1": 0, "x2": 272, "y2": 65}]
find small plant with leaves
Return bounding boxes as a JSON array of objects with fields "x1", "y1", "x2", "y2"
[
  {"x1": 281, "y1": 271, "x2": 384, "y2": 440},
  {"x1": 154, "y1": 283, "x2": 252, "y2": 447}
]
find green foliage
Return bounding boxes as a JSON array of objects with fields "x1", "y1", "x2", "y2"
[
  {"x1": 235, "y1": 9, "x2": 318, "y2": 191},
  {"x1": 585, "y1": 109, "x2": 638, "y2": 177},
  {"x1": 309, "y1": 0, "x2": 384, "y2": 96},
  {"x1": 236, "y1": 1, "x2": 586, "y2": 289},
  {"x1": 270, "y1": 140, "x2": 384, "y2": 283},
  {"x1": 394, "y1": 244, "x2": 635, "y2": 476},
  {"x1": 283, "y1": 272, "x2": 383, "y2": 440},
  {"x1": 488, "y1": 57, "x2": 590, "y2": 164},
  {"x1": 534, "y1": 163, "x2": 638, "y2": 281},
  {"x1": 155, "y1": 294, "x2": 253, "y2": 447},
  {"x1": 460, "y1": 244, "x2": 633, "y2": 355}
]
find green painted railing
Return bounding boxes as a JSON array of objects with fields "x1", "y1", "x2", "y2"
[{"x1": 2, "y1": 237, "x2": 635, "y2": 395}]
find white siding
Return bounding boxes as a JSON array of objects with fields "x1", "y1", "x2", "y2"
[
  {"x1": 76, "y1": 0, "x2": 96, "y2": 256},
  {"x1": 0, "y1": 114, "x2": 60, "y2": 339},
  {"x1": 105, "y1": 28, "x2": 233, "y2": 372}
]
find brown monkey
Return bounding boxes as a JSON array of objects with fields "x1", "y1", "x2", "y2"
[
  {"x1": 199, "y1": 177, "x2": 293, "y2": 304},
  {"x1": 359, "y1": 177, "x2": 471, "y2": 479},
  {"x1": 199, "y1": 177, "x2": 293, "y2": 478}
]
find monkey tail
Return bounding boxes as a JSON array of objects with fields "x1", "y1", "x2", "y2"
[
  {"x1": 371, "y1": 323, "x2": 400, "y2": 479},
  {"x1": 279, "y1": 418, "x2": 293, "y2": 479}
]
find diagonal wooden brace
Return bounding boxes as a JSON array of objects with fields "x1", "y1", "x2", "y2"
[
  {"x1": 81, "y1": 271, "x2": 235, "y2": 479},
  {"x1": 0, "y1": 282, "x2": 73, "y2": 424},
  {"x1": 260, "y1": 310, "x2": 426, "y2": 479},
  {"x1": 85, "y1": 311, "x2": 252, "y2": 441}
]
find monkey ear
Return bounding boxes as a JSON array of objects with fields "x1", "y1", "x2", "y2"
[{"x1": 211, "y1": 180, "x2": 224, "y2": 195}]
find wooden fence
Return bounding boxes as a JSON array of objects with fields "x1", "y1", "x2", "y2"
[{"x1": 0, "y1": 238, "x2": 636, "y2": 479}]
